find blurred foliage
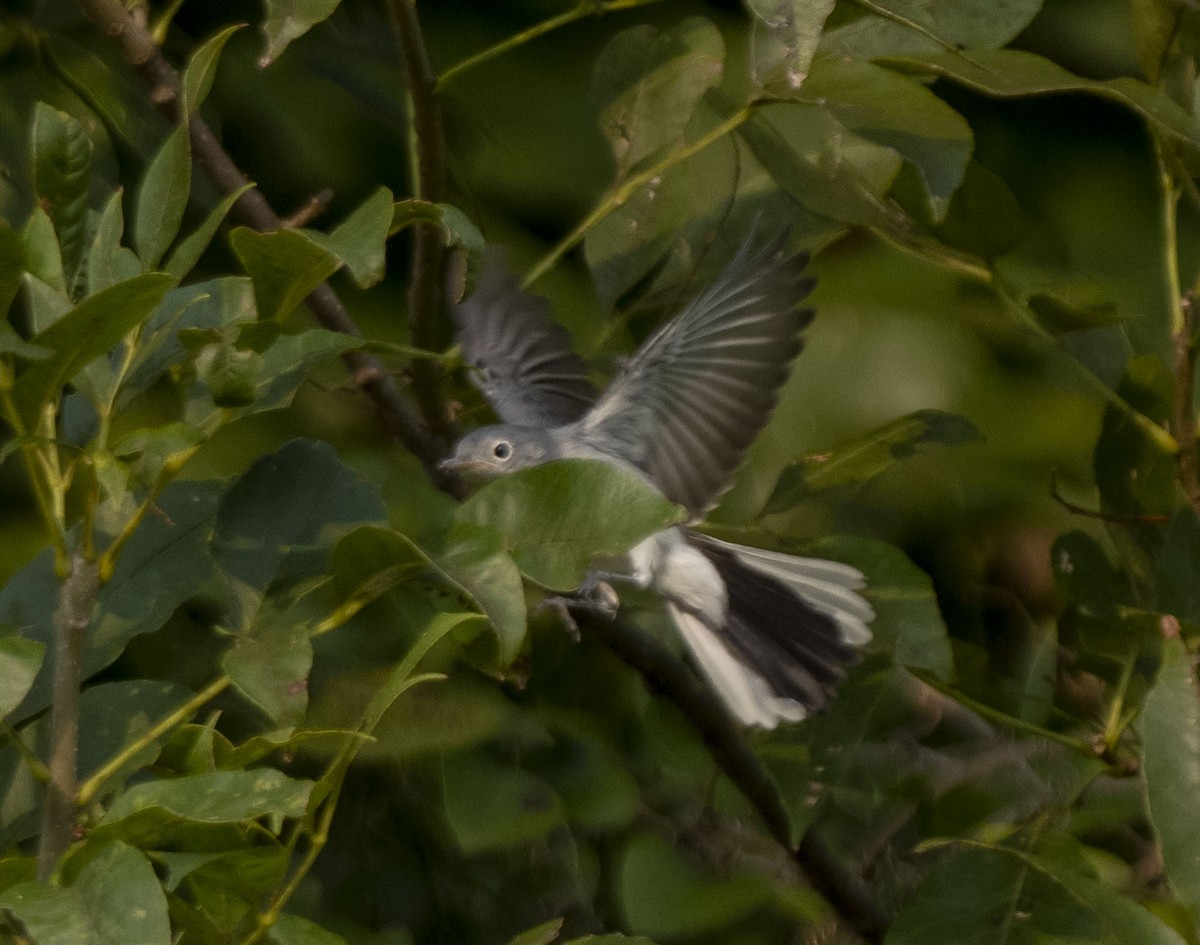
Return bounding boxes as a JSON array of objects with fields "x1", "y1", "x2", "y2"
[{"x1": 0, "y1": 0, "x2": 1199, "y2": 943}]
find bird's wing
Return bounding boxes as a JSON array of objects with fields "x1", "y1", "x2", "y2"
[
  {"x1": 451, "y1": 247, "x2": 599, "y2": 426},
  {"x1": 575, "y1": 231, "x2": 815, "y2": 516}
]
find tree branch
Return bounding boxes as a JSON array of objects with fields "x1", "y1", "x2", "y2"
[
  {"x1": 37, "y1": 552, "x2": 99, "y2": 880},
  {"x1": 1175, "y1": 295, "x2": 1200, "y2": 513},
  {"x1": 73, "y1": 0, "x2": 463, "y2": 494},
  {"x1": 570, "y1": 606, "x2": 889, "y2": 942}
]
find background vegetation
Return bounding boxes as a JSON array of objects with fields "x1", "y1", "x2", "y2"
[{"x1": 0, "y1": 0, "x2": 1199, "y2": 943}]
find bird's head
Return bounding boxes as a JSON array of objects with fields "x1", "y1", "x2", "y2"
[{"x1": 439, "y1": 424, "x2": 561, "y2": 478}]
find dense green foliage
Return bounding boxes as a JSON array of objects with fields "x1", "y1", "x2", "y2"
[{"x1": 1, "y1": 0, "x2": 1200, "y2": 943}]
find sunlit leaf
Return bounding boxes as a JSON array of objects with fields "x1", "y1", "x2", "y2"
[
  {"x1": 746, "y1": 0, "x2": 834, "y2": 89},
  {"x1": 765, "y1": 409, "x2": 982, "y2": 514},
  {"x1": 135, "y1": 125, "x2": 191, "y2": 271},
  {"x1": 260, "y1": 0, "x2": 342, "y2": 66},
  {"x1": 455, "y1": 459, "x2": 685, "y2": 592},
  {"x1": 593, "y1": 18, "x2": 724, "y2": 178}
]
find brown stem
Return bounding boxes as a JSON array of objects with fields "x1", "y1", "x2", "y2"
[
  {"x1": 387, "y1": 0, "x2": 454, "y2": 443},
  {"x1": 36, "y1": 552, "x2": 100, "y2": 880},
  {"x1": 1173, "y1": 292, "x2": 1200, "y2": 513},
  {"x1": 570, "y1": 606, "x2": 888, "y2": 942},
  {"x1": 73, "y1": 0, "x2": 462, "y2": 493}
]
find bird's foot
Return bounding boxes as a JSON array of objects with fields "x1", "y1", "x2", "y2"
[{"x1": 536, "y1": 579, "x2": 621, "y2": 642}]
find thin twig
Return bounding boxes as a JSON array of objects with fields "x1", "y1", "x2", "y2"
[
  {"x1": 1173, "y1": 293, "x2": 1200, "y2": 512},
  {"x1": 386, "y1": 0, "x2": 455, "y2": 445},
  {"x1": 1049, "y1": 470, "x2": 1170, "y2": 525},
  {"x1": 280, "y1": 188, "x2": 335, "y2": 228},
  {"x1": 570, "y1": 605, "x2": 888, "y2": 942},
  {"x1": 36, "y1": 552, "x2": 100, "y2": 880},
  {"x1": 436, "y1": 0, "x2": 667, "y2": 90},
  {"x1": 73, "y1": 0, "x2": 460, "y2": 493}
]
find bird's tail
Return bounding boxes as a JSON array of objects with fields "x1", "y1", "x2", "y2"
[{"x1": 669, "y1": 535, "x2": 874, "y2": 729}]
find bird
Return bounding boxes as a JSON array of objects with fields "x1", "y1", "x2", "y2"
[{"x1": 440, "y1": 231, "x2": 873, "y2": 728}]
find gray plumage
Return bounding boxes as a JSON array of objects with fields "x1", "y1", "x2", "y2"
[{"x1": 443, "y1": 232, "x2": 872, "y2": 728}]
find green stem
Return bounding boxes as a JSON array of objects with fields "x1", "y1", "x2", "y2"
[
  {"x1": 524, "y1": 105, "x2": 756, "y2": 288},
  {"x1": 436, "y1": 0, "x2": 667, "y2": 90},
  {"x1": 76, "y1": 676, "x2": 232, "y2": 808}
]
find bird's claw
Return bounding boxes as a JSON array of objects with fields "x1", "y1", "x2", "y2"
[{"x1": 537, "y1": 579, "x2": 621, "y2": 642}]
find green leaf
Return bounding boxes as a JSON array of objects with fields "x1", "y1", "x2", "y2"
[
  {"x1": 1155, "y1": 509, "x2": 1200, "y2": 624},
  {"x1": 268, "y1": 914, "x2": 350, "y2": 945},
  {"x1": 182, "y1": 24, "x2": 243, "y2": 114},
  {"x1": 211, "y1": 439, "x2": 386, "y2": 633},
  {"x1": 823, "y1": 0, "x2": 1043, "y2": 57},
  {"x1": 31, "y1": 103, "x2": 94, "y2": 289},
  {"x1": 164, "y1": 183, "x2": 253, "y2": 280},
  {"x1": 617, "y1": 834, "x2": 770, "y2": 939},
  {"x1": 0, "y1": 635, "x2": 43, "y2": 721},
  {"x1": 113, "y1": 421, "x2": 206, "y2": 487},
  {"x1": 802, "y1": 57, "x2": 974, "y2": 220},
  {"x1": 22, "y1": 206, "x2": 66, "y2": 299},
  {"x1": 12, "y1": 273, "x2": 173, "y2": 427},
  {"x1": 305, "y1": 186, "x2": 393, "y2": 288},
  {"x1": 230, "y1": 227, "x2": 339, "y2": 322},
  {"x1": 0, "y1": 225, "x2": 24, "y2": 321},
  {"x1": 437, "y1": 203, "x2": 487, "y2": 294},
  {"x1": 196, "y1": 341, "x2": 263, "y2": 407},
  {"x1": 746, "y1": 0, "x2": 835, "y2": 89},
  {"x1": 592, "y1": 18, "x2": 725, "y2": 178},
  {"x1": 506, "y1": 919, "x2": 564, "y2": 945},
  {"x1": 455, "y1": 459, "x2": 685, "y2": 592},
  {"x1": 1052, "y1": 530, "x2": 1129, "y2": 615},
  {"x1": 441, "y1": 751, "x2": 565, "y2": 854},
  {"x1": 2, "y1": 481, "x2": 220, "y2": 722},
  {"x1": 86, "y1": 190, "x2": 141, "y2": 296},
  {"x1": 765, "y1": 409, "x2": 982, "y2": 514},
  {"x1": 77, "y1": 680, "x2": 195, "y2": 791},
  {"x1": 882, "y1": 48, "x2": 1200, "y2": 156},
  {"x1": 101, "y1": 768, "x2": 312, "y2": 826},
  {"x1": 811, "y1": 536, "x2": 952, "y2": 679},
  {"x1": 1141, "y1": 635, "x2": 1200, "y2": 923},
  {"x1": 260, "y1": 0, "x2": 343, "y2": 66},
  {"x1": 0, "y1": 843, "x2": 170, "y2": 945},
  {"x1": 135, "y1": 125, "x2": 192, "y2": 271},
  {"x1": 222, "y1": 617, "x2": 313, "y2": 726}
]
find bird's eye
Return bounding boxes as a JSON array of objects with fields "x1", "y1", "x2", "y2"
[{"x1": 493, "y1": 441, "x2": 512, "y2": 460}]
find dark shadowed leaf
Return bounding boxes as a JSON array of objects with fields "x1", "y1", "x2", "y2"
[
  {"x1": 455, "y1": 459, "x2": 685, "y2": 592},
  {"x1": 12, "y1": 274, "x2": 173, "y2": 427},
  {"x1": 1155, "y1": 509, "x2": 1200, "y2": 624},
  {"x1": 617, "y1": 834, "x2": 771, "y2": 939},
  {"x1": 1052, "y1": 530, "x2": 1130, "y2": 615},
  {"x1": 1140, "y1": 635, "x2": 1200, "y2": 922},
  {"x1": 0, "y1": 225, "x2": 24, "y2": 320},
  {"x1": 765, "y1": 409, "x2": 982, "y2": 514},
  {"x1": 505, "y1": 919, "x2": 564, "y2": 945},
  {"x1": 135, "y1": 125, "x2": 191, "y2": 271},
  {"x1": 260, "y1": 0, "x2": 343, "y2": 66},
  {"x1": 746, "y1": 0, "x2": 835, "y2": 89},
  {"x1": 269, "y1": 914, "x2": 350, "y2": 945},
  {"x1": 222, "y1": 617, "x2": 313, "y2": 726},
  {"x1": 592, "y1": 18, "x2": 724, "y2": 178},
  {"x1": 442, "y1": 750, "x2": 565, "y2": 854},
  {"x1": 31, "y1": 103, "x2": 93, "y2": 288},
  {"x1": 229, "y1": 227, "x2": 339, "y2": 322},
  {"x1": 76, "y1": 680, "x2": 194, "y2": 791}
]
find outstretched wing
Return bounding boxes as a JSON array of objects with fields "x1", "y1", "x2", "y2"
[
  {"x1": 575, "y1": 231, "x2": 815, "y2": 516},
  {"x1": 451, "y1": 247, "x2": 598, "y2": 426}
]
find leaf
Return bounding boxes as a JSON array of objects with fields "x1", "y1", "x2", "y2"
[
  {"x1": 746, "y1": 0, "x2": 835, "y2": 89},
  {"x1": 823, "y1": 0, "x2": 1044, "y2": 57},
  {"x1": 268, "y1": 914, "x2": 350, "y2": 945},
  {"x1": 222, "y1": 617, "x2": 313, "y2": 726},
  {"x1": 229, "y1": 227, "x2": 339, "y2": 322},
  {"x1": 802, "y1": 57, "x2": 975, "y2": 220},
  {"x1": 617, "y1": 834, "x2": 770, "y2": 939},
  {"x1": 441, "y1": 751, "x2": 565, "y2": 854},
  {"x1": 455, "y1": 459, "x2": 685, "y2": 592},
  {"x1": 1141, "y1": 635, "x2": 1200, "y2": 923},
  {"x1": 260, "y1": 0, "x2": 343, "y2": 66},
  {"x1": 164, "y1": 183, "x2": 253, "y2": 280},
  {"x1": 211, "y1": 439, "x2": 386, "y2": 633},
  {"x1": 182, "y1": 24, "x2": 243, "y2": 114},
  {"x1": 592, "y1": 18, "x2": 724, "y2": 178},
  {"x1": 87, "y1": 190, "x2": 141, "y2": 295},
  {"x1": 100, "y1": 768, "x2": 312, "y2": 826},
  {"x1": 765, "y1": 409, "x2": 982, "y2": 514},
  {"x1": 0, "y1": 225, "x2": 24, "y2": 320},
  {"x1": 810, "y1": 536, "x2": 953, "y2": 679},
  {"x1": 77, "y1": 680, "x2": 195, "y2": 791},
  {"x1": 31, "y1": 103, "x2": 94, "y2": 290},
  {"x1": 0, "y1": 635, "x2": 43, "y2": 721},
  {"x1": 22, "y1": 206, "x2": 66, "y2": 299},
  {"x1": 11, "y1": 274, "x2": 174, "y2": 428},
  {"x1": 0, "y1": 842, "x2": 170, "y2": 945},
  {"x1": 506, "y1": 919, "x2": 564, "y2": 945},
  {"x1": 304, "y1": 187, "x2": 393, "y2": 288},
  {"x1": 243, "y1": 327, "x2": 361, "y2": 415},
  {"x1": 135, "y1": 125, "x2": 192, "y2": 271},
  {"x1": 2, "y1": 480, "x2": 221, "y2": 722},
  {"x1": 1155, "y1": 509, "x2": 1200, "y2": 625},
  {"x1": 881, "y1": 48, "x2": 1200, "y2": 156}
]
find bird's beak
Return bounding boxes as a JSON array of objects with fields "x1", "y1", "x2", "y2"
[{"x1": 438, "y1": 455, "x2": 472, "y2": 473}]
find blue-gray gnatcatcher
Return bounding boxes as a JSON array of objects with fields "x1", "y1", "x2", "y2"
[{"x1": 440, "y1": 233, "x2": 873, "y2": 728}]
